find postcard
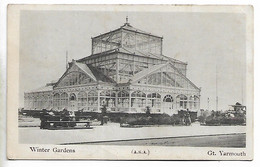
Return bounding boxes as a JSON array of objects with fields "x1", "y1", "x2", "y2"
[{"x1": 7, "y1": 4, "x2": 253, "y2": 160}]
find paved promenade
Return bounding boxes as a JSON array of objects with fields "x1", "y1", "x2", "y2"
[{"x1": 19, "y1": 123, "x2": 246, "y2": 145}]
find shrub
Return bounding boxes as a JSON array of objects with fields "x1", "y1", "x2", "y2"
[
  {"x1": 205, "y1": 113, "x2": 245, "y2": 126},
  {"x1": 119, "y1": 113, "x2": 179, "y2": 126}
]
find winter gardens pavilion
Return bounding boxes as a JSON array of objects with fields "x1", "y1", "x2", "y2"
[{"x1": 24, "y1": 20, "x2": 201, "y2": 115}]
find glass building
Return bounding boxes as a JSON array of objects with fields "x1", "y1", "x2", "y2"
[{"x1": 24, "y1": 20, "x2": 201, "y2": 115}]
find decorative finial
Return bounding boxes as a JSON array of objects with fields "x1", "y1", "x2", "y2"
[{"x1": 126, "y1": 16, "x2": 128, "y2": 23}]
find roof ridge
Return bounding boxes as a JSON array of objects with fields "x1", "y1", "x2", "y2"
[
  {"x1": 121, "y1": 22, "x2": 161, "y2": 38},
  {"x1": 87, "y1": 64, "x2": 116, "y2": 84},
  {"x1": 75, "y1": 62, "x2": 97, "y2": 81}
]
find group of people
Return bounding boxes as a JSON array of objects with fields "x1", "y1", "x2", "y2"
[
  {"x1": 180, "y1": 109, "x2": 192, "y2": 126},
  {"x1": 40, "y1": 109, "x2": 76, "y2": 129}
]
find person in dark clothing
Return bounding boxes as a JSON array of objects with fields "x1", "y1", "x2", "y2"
[
  {"x1": 40, "y1": 111, "x2": 50, "y2": 129},
  {"x1": 184, "y1": 109, "x2": 191, "y2": 126},
  {"x1": 100, "y1": 104, "x2": 107, "y2": 125}
]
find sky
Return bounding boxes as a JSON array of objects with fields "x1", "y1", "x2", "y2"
[{"x1": 19, "y1": 10, "x2": 246, "y2": 110}]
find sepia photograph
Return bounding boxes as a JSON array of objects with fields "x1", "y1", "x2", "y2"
[{"x1": 7, "y1": 5, "x2": 253, "y2": 160}]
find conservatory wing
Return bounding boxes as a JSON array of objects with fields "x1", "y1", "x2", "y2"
[
  {"x1": 54, "y1": 61, "x2": 97, "y2": 88},
  {"x1": 131, "y1": 62, "x2": 200, "y2": 90}
]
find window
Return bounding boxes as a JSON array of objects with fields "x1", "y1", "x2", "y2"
[
  {"x1": 176, "y1": 94, "x2": 188, "y2": 109},
  {"x1": 147, "y1": 73, "x2": 161, "y2": 85},
  {"x1": 87, "y1": 91, "x2": 98, "y2": 111},
  {"x1": 42, "y1": 95, "x2": 48, "y2": 109},
  {"x1": 53, "y1": 93, "x2": 60, "y2": 109},
  {"x1": 57, "y1": 72, "x2": 93, "y2": 87},
  {"x1": 38, "y1": 96, "x2": 44, "y2": 110},
  {"x1": 147, "y1": 93, "x2": 161, "y2": 108},
  {"x1": 131, "y1": 91, "x2": 146, "y2": 108},
  {"x1": 33, "y1": 96, "x2": 37, "y2": 109},
  {"x1": 100, "y1": 90, "x2": 116, "y2": 110},
  {"x1": 60, "y1": 92, "x2": 68, "y2": 108},
  {"x1": 118, "y1": 91, "x2": 129, "y2": 108},
  {"x1": 138, "y1": 70, "x2": 184, "y2": 88},
  {"x1": 193, "y1": 96, "x2": 199, "y2": 110},
  {"x1": 78, "y1": 91, "x2": 87, "y2": 110},
  {"x1": 69, "y1": 94, "x2": 75, "y2": 101},
  {"x1": 123, "y1": 33, "x2": 135, "y2": 49},
  {"x1": 163, "y1": 95, "x2": 173, "y2": 102},
  {"x1": 189, "y1": 96, "x2": 194, "y2": 109},
  {"x1": 28, "y1": 95, "x2": 33, "y2": 109},
  {"x1": 188, "y1": 95, "x2": 199, "y2": 110}
]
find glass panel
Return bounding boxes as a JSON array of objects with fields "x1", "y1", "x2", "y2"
[
  {"x1": 57, "y1": 72, "x2": 94, "y2": 87},
  {"x1": 147, "y1": 93, "x2": 161, "y2": 108},
  {"x1": 176, "y1": 94, "x2": 188, "y2": 109}
]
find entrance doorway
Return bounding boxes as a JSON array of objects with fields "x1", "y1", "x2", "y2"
[{"x1": 162, "y1": 95, "x2": 174, "y2": 115}]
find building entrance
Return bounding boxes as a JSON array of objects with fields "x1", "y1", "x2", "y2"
[{"x1": 162, "y1": 95, "x2": 174, "y2": 115}]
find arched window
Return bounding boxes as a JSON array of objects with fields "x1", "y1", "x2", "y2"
[
  {"x1": 60, "y1": 92, "x2": 68, "y2": 108},
  {"x1": 162, "y1": 95, "x2": 174, "y2": 113},
  {"x1": 53, "y1": 93, "x2": 60, "y2": 109},
  {"x1": 118, "y1": 91, "x2": 129, "y2": 108},
  {"x1": 131, "y1": 91, "x2": 146, "y2": 108},
  {"x1": 69, "y1": 93, "x2": 76, "y2": 101},
  {"x1": 88, "y1": 91, "x2": 98, "y2": 111},
  {"x1": 147, "y1": 93, "x2": 161, "y2": 108},
  {"x1": 189, "y1": 96, "x2": 194, "y2": 109},
  {"x1": 189, "y1": 95, "x2": 200, "y2": 110},
  {"x1": 131, "y1": 91, "x2": 145, "y2": 98},
  {"x1": 163, "y1": 95, "x2": 174, "y2": 102},
  {"x1": 100, "y1": 90, "x2": 116, "y2": 110},
  {"x1": 118, "y1": 90, "x2": 129, "y2": 97},
  {"x1": 176, "y1": 94, "x2": 188, "y2": 109},
  {"x1": 78, "y1": 91, "x2": 87, "y2": 110},
  {"x1": 194, "y1": 96, "x2": 199, "y2": 110}
]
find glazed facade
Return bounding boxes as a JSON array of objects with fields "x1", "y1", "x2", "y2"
[{"x1": 24, "y1": 21, "x2": 200, "y2": 115}]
